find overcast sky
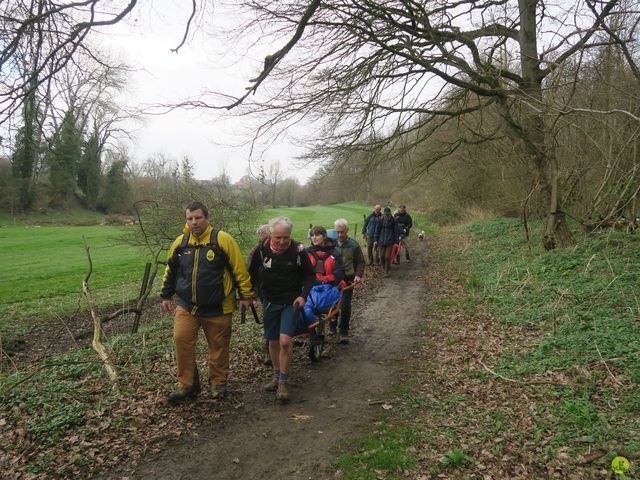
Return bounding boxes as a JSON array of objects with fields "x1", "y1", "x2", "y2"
[{"x1": 101, "y1": 2, "x2": 314, "y2": 183}]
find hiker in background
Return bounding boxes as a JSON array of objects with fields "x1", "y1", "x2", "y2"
[
  {"x1": 248, "y1": 216, "x2": 316, "y2": 403},
  {"x1": 161, "y1": 201, "x2": 255, "y2": 404},
  {"x1": 362, "y1": 204, "x2": 382, "y2": 266},
  {"x1": 333, "y1": 218, "x2": 365, "y2": 344},
  {"x1": 246, "y1": 224, "x2": 272, "y2": 366},
  {"x1": 374, "y1": 206, "x2": 399, "y2": 277},
  {"x1": 393, "y1": 204, "x2": 413, "y2": 264}
]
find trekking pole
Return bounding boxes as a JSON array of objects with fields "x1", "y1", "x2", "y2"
[
  {"x1": 241, "y1": 304, "x2": 262, "y2": 324},
  {"x1": 250, "y1": 305, "x2": 261, "y2": 324}
]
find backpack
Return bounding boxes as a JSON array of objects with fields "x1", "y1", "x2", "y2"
[
  {"x1": 308, "y1": 249, "x2": 328, "y2": 275},
  {"x1": 172, "y1": 228, "x2": 237, "y2": 292}
]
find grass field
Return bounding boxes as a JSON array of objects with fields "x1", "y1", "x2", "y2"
[
  {"x1": 264, "y1": 202, "x2": 430, "y2": 241},
  {"x1": 264, "y1": 202, "x2": 372, "y2": 240},
  {"x1": 0, "y1": 203, "x2": 390, "y2": 331},
  {"x1": 0, "y1": 225, "x2": 149, "y2": 332}
]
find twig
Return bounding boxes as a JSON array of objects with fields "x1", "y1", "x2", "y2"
[
  {"x1": 579, "y1": 446, "x2": 640, "y2": 465},
  {"x1": 595, "y1": 342, "x2": 623, "y2": 386},
  {"x1": 53, "y1": 312, "x2": 79, "y2": 348},
  {"x1": 170, "y1": 0, "x2": 197, "y2": 53},
  {"x1": 584, "y1": 254, "x2": 596, "y2": 274},
  {"x1": 82, "y1": 237, "x2": 118, "y2": 387},
  {"x1": 367, "y1": 400, "x2": 386, "y2": 406},
  {"x1": 478, "y1": 357, "x2": 524, "y2": 384},
  {"x1": 477, "y1": 357, "x2": 576, "y2": 387}
]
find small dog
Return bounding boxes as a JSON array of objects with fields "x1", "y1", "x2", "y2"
[{"x1": 417, "y1": 230, "x2": 426, "y2": 241}]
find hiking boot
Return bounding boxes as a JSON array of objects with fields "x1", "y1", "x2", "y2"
[
  {"x1": 167, "y1": 385, "x2": 200, "y2": 405},
  {"x1": 264, "y1": 376, "x2": 279, "y2": 392},
  {"x1": 276, "y1": 380, "x2": 290, "y2": 402},
  {"x1": 339, "y1": 332, "x2": 349, "y2": 345},
  {"x1": 211, "y1": 384, "x2": 228, "y2": 399},
  {"x1": 167, "y1": 368, "x2": 201, "y2": 405}
]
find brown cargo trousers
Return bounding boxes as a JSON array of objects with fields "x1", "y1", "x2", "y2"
[{"x1": 173, "y1": 306, "x2": 232, "y2": 390}]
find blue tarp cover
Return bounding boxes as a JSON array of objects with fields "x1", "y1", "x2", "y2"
[{"x1": 302, "y1": 284, "x2": 341, "y2": 327}]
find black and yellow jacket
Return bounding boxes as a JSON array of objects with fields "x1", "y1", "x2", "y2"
[{"x1": 161, "y1": 224, "x2": 254, "y2": 317}]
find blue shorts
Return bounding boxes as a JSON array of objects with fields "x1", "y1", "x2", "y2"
[{"x1": 263, "y1": 303, "x2": 298, "y2": 340}]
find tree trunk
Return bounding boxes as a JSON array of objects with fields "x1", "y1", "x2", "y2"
[
  {"x1": 518, "y1": 0, "x2": 574, "y2": 249},
  {"x1": 543, "y1": 165, "x2": 574, "y2": 249}
]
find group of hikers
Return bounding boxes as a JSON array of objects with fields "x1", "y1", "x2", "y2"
[
  {"x1": 160, "y1": 201, "x2": 414, "y2": 404},
  {"x1": 362, "y1": 204, "x2": 413, "y2": 276}
]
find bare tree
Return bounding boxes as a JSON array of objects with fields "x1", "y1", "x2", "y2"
[
  {"x1": 256, "y1": 160, "x2": 281, "y2": 208},
  {"x1": 3, "y1": 0, "x2": 639, "y2": 248},
  {"x1": 204, "y1": 0, "x2": 635, "y2": 248},
  {"x1": 1, "y1": 0, "x2": 137, "y2": 122}
]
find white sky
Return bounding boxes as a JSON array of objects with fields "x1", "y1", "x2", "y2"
[{"x1": 97, "y1": 1, "x2": 314, "y2": 183}]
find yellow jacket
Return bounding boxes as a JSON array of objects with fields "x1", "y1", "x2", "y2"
[{"x1": 161, "y1": 224, "x2": 254, "y2": 316}]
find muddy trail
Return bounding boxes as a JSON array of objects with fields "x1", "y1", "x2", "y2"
[{"x1": 104, "y1": 242, "x2": 430, "y2": 480}]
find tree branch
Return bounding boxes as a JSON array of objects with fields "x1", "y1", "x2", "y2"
[
  {"x1": 171, "y1": 0, "x2": 198, "y2": 54},
  {"x1": 227, "y1": 0, "x2": 322, "y2": 109}
]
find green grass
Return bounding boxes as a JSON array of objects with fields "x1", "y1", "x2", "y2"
[
  {"x1": 0, "y1": 315, "x2": 176, "y2": 476},
  {"x1": 459, "y1": 217, "x2": 640, "y2": 458},
  {"x1": 263, "y1": 202, "x2": 371, "y2": 242},
  {"x1": 332, "y1": 422, "x2": 418, "y2": 479},
  {"x1": 0, "y1": 309, "x2": 263, "y2": 477},
  {"x1": 461, "y1": 217, "x2": 640, "y2": 378},
  {"x1": 331, "y1": 216, "x2": 640, "y2": 478},
  {"x1": 0, "y1": 224, "x2": 151, "y2": 331}
]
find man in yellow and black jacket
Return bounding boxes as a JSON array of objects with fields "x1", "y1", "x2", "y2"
[{"x1": 161, "y1": 201, "x2": 254, "y2": 404}]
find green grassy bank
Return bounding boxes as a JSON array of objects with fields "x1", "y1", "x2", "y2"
[{"x1": 334, "y1": 217, "x2": 640, "y2": 479}]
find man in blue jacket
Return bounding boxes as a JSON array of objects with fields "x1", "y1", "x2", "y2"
[{"x1": 361, "y1": 204, "x2": 382, "y2": 266}]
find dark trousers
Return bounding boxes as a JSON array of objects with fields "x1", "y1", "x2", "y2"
[
  {"x1": 339, "y1": 281, "x2": 354, "y2": 334},
  {"x1": 366, "y1": 237, "x2": 379, "y2": 264},
  {"x1": 379, "y1": 244, "x2": 393, "y2": 273}
]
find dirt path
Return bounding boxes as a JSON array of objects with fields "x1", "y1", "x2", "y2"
[{"x1": 107, "y1": 242, "x2": 430, "y2": 480}]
